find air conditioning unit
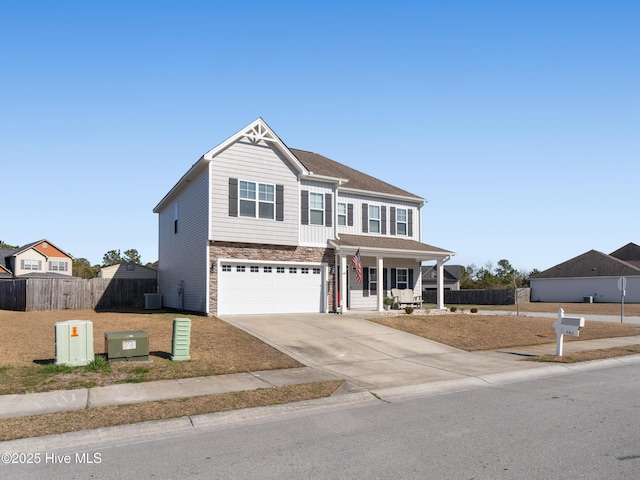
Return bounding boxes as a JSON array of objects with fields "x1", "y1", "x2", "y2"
[
  {"x1": 55, "y1": 320, "x2": 94, "y2": 366},
  {"x1": 144, "y1": 293, "x2": 162, "y2": 310}
]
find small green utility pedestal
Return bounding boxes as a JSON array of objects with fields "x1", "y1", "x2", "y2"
[{"x1": 171, "y1": 318, "x2": 191, "y2": 361}]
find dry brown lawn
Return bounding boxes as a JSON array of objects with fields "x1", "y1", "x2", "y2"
[
  {"x1": 370, "y1": 311, "x2": 640, "y2": 351},
  {"x1": 0, "y1": 309, "x2": 301, "y2": 394}
]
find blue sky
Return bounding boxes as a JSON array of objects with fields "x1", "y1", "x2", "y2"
[{"x1": 2, "y1": 1, "x2": 638, "y2": 273}]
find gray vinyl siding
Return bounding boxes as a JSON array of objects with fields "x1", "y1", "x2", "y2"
[
  {"x1": 157, "y1": 167, "x2": 209, "y2": 313},
  {"x1": 336, "y1": 193, "x2": 421, "y2": 241},
  {"x1": 210, "y1": 140, "x2": 299, "y2": 246}
]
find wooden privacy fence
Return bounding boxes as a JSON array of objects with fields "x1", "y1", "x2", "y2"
[
  {"x1": 0, "y1": 278, "x2": 158, "y2": 312},
  {"x1": 422, "y1": 288, "x2": 531, "y2": 305}
]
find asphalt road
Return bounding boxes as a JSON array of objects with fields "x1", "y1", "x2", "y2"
[{"x1": 4, "y1": 362, "x2": 640, "y2": 479}]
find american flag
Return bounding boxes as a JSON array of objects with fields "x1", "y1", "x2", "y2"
[{"x1": 352, "y1": 248, "x2": 362, "y2": 283}]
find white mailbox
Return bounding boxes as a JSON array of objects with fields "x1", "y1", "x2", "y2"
[
  {"x1": 552, "y1": 308, "x2": 585, "y2": 356},
  {"x1": 55, "y1": 320, "x2": 94, "y2": 366}
]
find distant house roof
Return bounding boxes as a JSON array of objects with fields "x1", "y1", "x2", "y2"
[
  {"x1": 421, "y1": 265, "x2": 462, "y2": 282},
  {"x1": 609, "y1": 242, "x2": 640, "y2": 268},
  {"x1": 0, "y1": 240, "x2": 73, "y2": 277},
  {"x1": 290, "y1": 149, "x2": 423, "y2": 201},
  {"x1": 531, "y1": 249, "x2": 640, "y2": 279}
]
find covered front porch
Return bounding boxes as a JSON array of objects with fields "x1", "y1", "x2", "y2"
[{"x1": 330, "y1": 235, "x2": 455, "y2": 314}]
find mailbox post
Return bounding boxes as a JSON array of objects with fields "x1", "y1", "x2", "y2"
[{"x1": 552, "y1": 308, "x2": 585, "y2": 356}]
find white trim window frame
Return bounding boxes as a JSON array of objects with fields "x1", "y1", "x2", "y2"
[
  {"x1": 369, "y1": 267, "x2": 377, "y2": 295},
  {"x1": 49, "y1": 261, "x2": 68, "y2": 272},
  {"x1": 396, "y1": 208, "x2": 408, "y2": 236},
  {"x1": 23, "y1": 259, "x2": 41, "y2": 271},
  {"x1": 239, "y1": 180, "x2": 275, "y2": 220},
  {"x1": 369, "y1": 205, "x2": 381, "y2": 233},
  {"x1": 337, "y1": 202, "x2": 347, "y2": 226},
  {"x1": 309, "y1": 192, "x2": 324, "y2": 225},
  {"x1": 396, "y1": 268, "x2": 408, "y2": 289}
]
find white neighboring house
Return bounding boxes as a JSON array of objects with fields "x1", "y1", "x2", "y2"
[
  {"x1": 153, "y1": 118, "x2": 455, "y2": 315},
  {"x1": 0, "y1": 240, "x2": 73, "y2": 278},
  {"x1": 530, "y1": 243, "x2": 640, "y2": 303},
  {"x1": 97, "y1": 263, "x2": 157, "y2": 280}
]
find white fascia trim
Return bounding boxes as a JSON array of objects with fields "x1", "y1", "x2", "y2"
[
  {"x1": 338, "y1": 187, "x2": 425, "y2": 206},
  {"x1": 301, "y1": 173, "x2": 349, "y2": 185},
  {"x1": 328, "y1": 243, "x2": 455, "y2": 261}
]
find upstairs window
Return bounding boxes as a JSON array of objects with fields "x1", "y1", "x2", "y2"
[
  {"x1": 396, "y1": 208, "x2": 408, "y2": 236},
  {"x1": 23, "y1": 259, "x2": 41, "y2": 271},
  {"x1": 258, "y1": 184, "x2": 275, "y2": 219},
  {"x1": 239, "y1": 181, "x2": 257, "y2": 217},
  {"x1": 239, "y1": 181, "x2": 275, "y2": 219},
  {"x1": 309, "y1": 192, "x2": 324, "y2": 225},
  {"x1": 369, "y1": 205, "x2": 381, "y2": 233},
  {"x1": 337, "y1": 202, "x2": 347, "y2": 226},
  {"x1": 50, "y1": 261, "x2": 68, "y2": 272}
]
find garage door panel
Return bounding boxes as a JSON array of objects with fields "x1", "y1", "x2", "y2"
[{"x1": 218, "y1": 263, "x2": 324, "y2": 315}]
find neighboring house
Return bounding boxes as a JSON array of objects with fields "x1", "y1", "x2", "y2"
[
  {"x1": 97, "y1": 262, "x2": 158, "y2": 280},
  {"x1": 153, "y1": 118, "x2": 455, "y2": 315},
  {"x1": 421, "y1": 265, "x2": 461, "y2": 291},
  {"x1": 0, "y1": 240, "x2": 73, "y2": 278},
  {"x1": 530, "y1": 243, "x2": 640, "y2": 303}
]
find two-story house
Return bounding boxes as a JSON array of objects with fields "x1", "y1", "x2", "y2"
[
  {"x1": 153, "y1": 118, "x2": 455, "y2": 316},
  {"x1": 0, "y1": 240, "x2": 73, "y2": 278}
]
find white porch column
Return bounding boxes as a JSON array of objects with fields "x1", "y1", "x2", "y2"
[
  {"x1": 436, "y1": 258, "x2": 445, "y2": 310},
  {"x1": 340, "y1": 254, "x2": 348, "y2": 314},
  {"x1": 376, "y1": 256, "x2": 384, "y2": 312}
]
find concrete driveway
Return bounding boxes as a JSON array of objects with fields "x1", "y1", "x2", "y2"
[{"x1": 220, "y1": 313, "x2": 538, "y2": 390}]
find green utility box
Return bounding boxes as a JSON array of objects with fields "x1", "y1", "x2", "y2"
[
  {"x1": 105, "y1": 330, "x2": 149, "y2": 362},
  {"x1": 171, "y1": 318, "x2": 192, "y2": 361}
]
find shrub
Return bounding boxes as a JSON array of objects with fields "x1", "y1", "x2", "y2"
[
  {"x1": 470, "y1": 307, "x2": 478, "y2": 314},
  {"x1": 404, "y1": 306, "x2": 414, "y2": 314},
  {"x1": 449, "y1": 306, "x2": 457, "y2": 312}
]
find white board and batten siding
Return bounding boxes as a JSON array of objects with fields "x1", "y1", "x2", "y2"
[
  {"x1": 210, "y1": 140, "x2": 300, "y2": 246},
  {"x1": 300, "y1": 180, "x2": 335, "y2": 247},
  {"x1": 531, "y1": 276, "x2": 640, "y2": 303},
  {"x1": 337, "y1": 192, "x2": 422, "y2": 242},
  {"x1": 157, "y1": 167, "x2": 210, "y2": 313}
]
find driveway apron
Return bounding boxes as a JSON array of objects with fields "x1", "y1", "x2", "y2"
[{"x1": 219, "y1": 313, "x2": 536, "y2": 390}]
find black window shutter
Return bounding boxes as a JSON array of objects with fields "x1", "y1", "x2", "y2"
[
  {"x1": 362, "y1": 203, "x2": 368, "y2": 233},
  {"x1": 325, "y1": 193, "x2": 332, "y2": 227},
  {"x1": 383, "y1": 268, "x2": 388, "y2": 291},
  {"x1": 347, "y1": 203, "x2": 354, "y2": 226},
  {"x1": 228, "y1": 178, "x2": 238, "y2": 217},
  {"x1": 391, "y1": 268, "x2": 397, "y2": 289},
  {"x1": 390, "y1": 207, "x2": 396, "y2": 235},
  {"x1": 276, "y1": 185, "x2": 284, "y2": 221},
  {"x1": 363, "y1": 267, "x2": 369, "y2": 297},
  {"x1": 381, "y1": 206, "x2": 387, "y2": 235},
  {"x1": 409, "y1": 268, "x2": 414, "y2": 289},
  {"x1": 408, "y1": 209, "x2": 413, "y2": 236},
  {"x1": 301, "y1": 190, "x2": 309, "y2": 225}
]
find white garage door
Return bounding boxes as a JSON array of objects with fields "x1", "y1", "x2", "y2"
[{"x1": 217, "y1": 263, "x2": 325, "y2": 314}]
